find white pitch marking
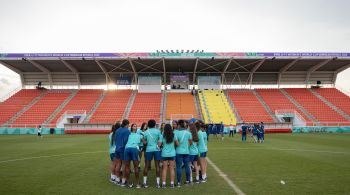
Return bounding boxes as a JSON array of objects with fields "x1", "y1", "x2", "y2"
[
  {"x1": 207, "y1": 157, "x2": 245, "y2": 195},
  {"x1": 213, "y1": 147, "x2": 350, "y2": 155},
  {"x1": 0, "y1": 150, "x2": 106, "y2": 164}
]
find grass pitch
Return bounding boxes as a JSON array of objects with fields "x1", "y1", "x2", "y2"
[{"x1": 0, "y1": 133, "x2": 349, "y2": 195}]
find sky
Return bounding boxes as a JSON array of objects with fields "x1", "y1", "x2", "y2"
[{"x1": 0, "y1": 0, "x2": 349, "y2": 97}]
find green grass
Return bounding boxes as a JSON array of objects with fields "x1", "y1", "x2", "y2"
[{"x1": 0, "y1": 134, "x2": 349, "y2": 195}]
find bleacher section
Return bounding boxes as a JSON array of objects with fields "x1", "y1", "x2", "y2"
[
  {"x1": 284, "y1": 88, "x2": 349, "y2": 125},
  {"x1": 256, "y1": 89, "x2": 312, "y2": 123},
  {"x1": 89, "y1": 90, "x2": 132, "y2": 124},
  {"x1": 12, "y1": 90, "x2": 72, "y2": 127},
  {"x1": 227, "y1": 89, "x2": 274, "y2": 123},
  {"x1": 198, "y1": 90, "x2": 236, "y2": 125},
  {"x1": 313, "y1": 88, "x2": 350, "y2": 117},
  {"x1": 166, "y1": 93, "x2": 197, "y2": 120},
  {"x1": 0, "y1": 90, "x2": 42, "y2": 125},
  {"x1": 128, "y1": 93, "x2": 161, "y2": 126},
  {"x1": 51, "y1": 90, "x2": 103, "y2": 125}
]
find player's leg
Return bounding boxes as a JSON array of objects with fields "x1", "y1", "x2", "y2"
[
  {"x1": 142, "y1": 152, "x2": 151, "y2": 188},
  {"x1": 175, "y1": 154, "x2": 183, "y2": 186},
  {"x1": 169, "y1": 159, "x2": 175, "y2": 188},
  {"x1": 183, "y1": 154, "x2": 191, "y2": 184},
  {"x1": 161, "y1": 159, "x2": 168, "y2": 188}
]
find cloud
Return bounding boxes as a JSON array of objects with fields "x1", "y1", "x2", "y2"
[{"x1": 0, "y1": 77, "x2": 10, "y2": 85}]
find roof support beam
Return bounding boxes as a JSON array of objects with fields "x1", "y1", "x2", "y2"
[
  {"x1": 305, "y1": 58, "x2": 332, "y2": 86},
  {"x1": 99, "y1": 60, "x2": 131, "y2": 73},
  {"x1": 197, "y1": 59, "x2": 221, "y2": 72},
  {"x1": 248, "y1": 58, "x2": 266, "y2": 86},
  {"x1": 277, "y1": 57, "x2": 300, "y2": 87},
  {"x1": 95, "y1": 60, "x2": 109, "y2": 87},
  {"x1": 60, "y1": 59, "x2": 81, "y2": 88},
  {"x1": 134, "y1": 59, "x2": 163, "y2": 72},
  {"x1": 192, "y1": 58, "x2": 199, "y2": 84},
  {"x1": 27, "y1": 60, "x2": 52, "y2": 89},
  {"x1": 128, "y1": 58, "x2": 138, "y2": 85},
  {"x1": 221, "y1": 58, "x2": 233, "y2": 85},
  {"x1": 162, "y1": 58, "x2": 166, "y2": 84}
]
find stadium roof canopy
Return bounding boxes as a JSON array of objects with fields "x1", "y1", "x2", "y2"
[{"x1": 1, "y1": 52, "x2": 350, "y2": 87}]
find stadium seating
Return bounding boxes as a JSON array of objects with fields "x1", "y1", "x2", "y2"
[
  {"x1": 284, "y1": 88, "x2": 349, "y2": 125},
  {"x1": 166, "y1": 93, "x2": 197, "y2": 120},
  {"x1": 227, "y1": 89, "x2": 274, "y2": 123},
  {"x1": 51, "y1": 90, "x2": 103, "y2": 124},
  {"x1": 198, "y1": 90, "x2": 236, "y2": 125},
  {"x1": 0, "y1": 89, "x2": 42, "y2": 125},
  {"x1": 12, "y1": 90, "x2": 72, "y2": 127},
  {"x1": 313, "y1": 88, "x2": 350, "y2": 117},
  {"x1": 89, "y1": 90, "x2": 132, "y2": 124},
  {"x1": 255, "y1": 89, "x2": 312, "y2": 123},
  {"x1": 128, "y1": 93, "x2": 162, "y2": 126}
]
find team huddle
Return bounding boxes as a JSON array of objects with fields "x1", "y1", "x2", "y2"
[{"x1": 108, "y1": 119, "x2": 208, "y2": 189}]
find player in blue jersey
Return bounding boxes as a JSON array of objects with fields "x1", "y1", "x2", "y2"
[
  {"x1": 158, "y1": 124, "x2": 179, "y2": 188},
  {"x1": 189, "y1": 124, "x2": 200, "y2": 184},
  {"x1": 108, "y1": 122, "x2": 120, "y2": 183},
  {"x1": 260, "y1": 122, "x2": 265, "y2": 143},
  {"x1": 174, "y1": 120, "x2": 192, "y2": 187},
  {"x1": 137, "y1": 122, "x2": 147, "y2": 170},
  {"x1": 198, "y1": 123, "x2": 208, "y2": 183},
  {"x1": 241, "y1": 122, "x2": 247, "y2": 142},
  {"x1": 142, "y1": 119, "x2": 162, "y2": 188},
  {"x1": 121, "y1": 123, "x2": 143, "y2": 188},
  {"x1": 114, "y1": 119, "x2": 130, "y2": 185}
]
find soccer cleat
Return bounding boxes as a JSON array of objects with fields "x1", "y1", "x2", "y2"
[
  {"x1": 128, "y1": 183, "x2": 134, "y2": 188},
  {"x1": 114, "y1": 180, "x2": 121, "y2": 186},
  {"x1": 194, "y1": 179, "x2": 200, "y2": 184},
  {"x1": 201, "y1": 177, "x2": 208, "y2": 183},
  {"x1": 156, "y1": 183, "x2": 161, "y2": 189},
  {"x1": 161, "y1": 184, "x2": 166, "y2": 188},
  {"x1": 136, "y1": 184, "x2": 141, "y2": 189},
  {"x1": 177, "y1": 182, "x2": 181, "y2": 188},
  {"x1": 170, "y1": 184, "x2": 175, "y2": 188},
  {"x1": 184, "y1": 181, "x2": 191, "y2": 186},
  {"x1": 120, "y1": 182, "x2": 126, "y2": 187},
  {"x1": 142, "y1": 183, "x2": 149, "y2": 188}
]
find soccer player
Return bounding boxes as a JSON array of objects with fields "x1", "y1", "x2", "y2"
[
  {"x1": 174, "y1": 120, "x2": 192, "y2": 187},
  {"x1": 241, "y1": 122, "x2": 247, "y2": 142},
  {"x1": 114, "y1": 119, "x2": 131, "y2": 185},
  {"x1": 229, "y1": 124, "x2": 234, "y2": 137},
  {"x1": 198, "y1": 123, "x2": 208, "y2": 183},
  {"x1": 142, "y1": 119, "x2": 162, "y2": 188},
  {"x1": 260, "y1": 122, "x2": 265, "y2": 143},
  {"x1": 137, "y1": 122, "x2": 147, "y2": 170},
  {"x1": 37, "y1": 125, "x2": 42, "y2": 138},
  {"x1": 172, "y1": 120, "x2": 178, "y2": 130},
  {"x1": 158, "y1": 124, "x2": 179, "y2": 188},
  {"x1": 122, "y1": 123, "x2": 143, "y2": 188},
  {"x1": 109, "y1": 122, "x2": 120, "y2": 183},
  {"x1": 189, "y1": 124, "x2": 200, "y2": 184},
  {"x1": 253, "y1": 123, "x2": 258, "y2": 143},
  {"x1": 220, "y1": 122, "x2": 224, "y2": 141}
]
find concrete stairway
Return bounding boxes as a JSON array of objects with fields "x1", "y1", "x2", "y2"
[
  {"x1": 83, "y1": 90, "x2": 107, "y2": 123},
  {"x1": 193, "y1": 92, "x2": 203, "y2": 121},
  {"x1": 161, "y1": 91, "x2": 167, "y2": 123},
  {"x1": 252, "y1": 90, "x2": 279, "y2": 122},
  {"x1": 309, "y1": 88, "x2": 350, "y2": 122},
  {"x1": 2, "y1": 90, "x2": 48, "y2": 127},
  {"x1": 122, "y1": 90, "x2": 137, "y2": 120},
  {"x1": 44, "y1": 90, "x2": 78, "y2": 125},
  {"x1": 224, "y1": 90, "x2": 242, "y2": 123},
  {"x1": 279, "y1": 88, "x2": 319, "y2": 124}
]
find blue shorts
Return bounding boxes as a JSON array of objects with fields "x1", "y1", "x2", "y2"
[
  {"x1": 199, "y1": 152, "x2": 207, "y2": 158},
  {"x1": 124, "y1": 148, "x2": 139, "y2": 161},
  {"x1": 145, "y1": 151, "x2": 161, "y2": 161},
  {"x1": 110, "y1": 153, "x2": 116, "y2": 161},
  {"x1": 115, "y1": 151, "x2": 124, "y2": 160},
  {"x1": 189, "y1": 155, "x2": 199, "y2": 162},
  {"x1": 162, "y1": 156, "x2": 175, "y2": 161}
]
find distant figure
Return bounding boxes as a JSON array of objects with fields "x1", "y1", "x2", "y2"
[
  {"x1": 37, "y1": 125, "x2": 42, "y2": 138},
  {"x1": 220, "y1": 122, "x2": 224, "y2": 141},
  {"x1": 229, "y1": 124, "x2": 234, "y2": 137},
  {"x1": 241, "y1": 123, "x2": 247, "y2": 142},
  {"x1": 260, "y1": 122, "x2": 265, "y2": 143}
]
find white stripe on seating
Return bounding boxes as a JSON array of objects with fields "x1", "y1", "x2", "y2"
[
  {"x1": 207, "y1": 157, "x2": 245, "y2": 195},
  {"x1": 0, "y1": 151, "x2": 105, "y2": 164}
]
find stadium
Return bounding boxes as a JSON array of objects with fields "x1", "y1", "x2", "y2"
[
  {"x1": 1, "y1": 0, "x2": 350, "y2": 194},
  {"x1": 1, "y1": 51, "x2": 350, "y2": 194}
]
